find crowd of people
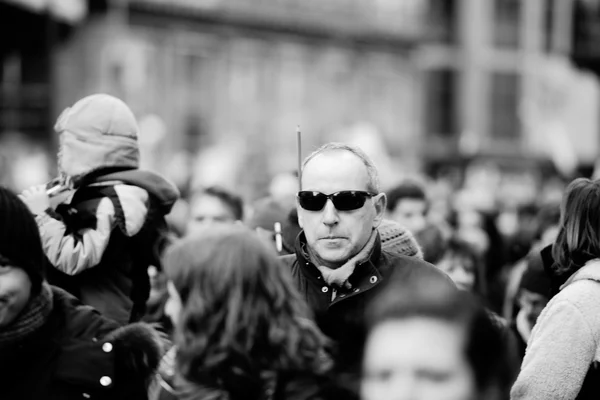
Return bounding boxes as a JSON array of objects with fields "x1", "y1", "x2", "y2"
[{"x1": 2, "y1": 93, "x2": 599, "y2": 400}]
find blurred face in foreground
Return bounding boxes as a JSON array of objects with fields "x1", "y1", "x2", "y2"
[
  {"x1": 297, "y1": 150, "x2": 386, "y2": 267},
  {"x1": 362, "y1": 318, "x2": 476, "y2": 400},
  {"x1": 0, "y1": 264, "x2": 31, "y2": 329}
]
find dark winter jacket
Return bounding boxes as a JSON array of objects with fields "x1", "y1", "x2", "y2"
[
  {"x1": 280, "y1": 232, "x2": 456, "y2": 390},
  {"x1": 1, "y1": 286, "x2": 164, "y2": 400},
  {"x1": 38, "y1": 167, "x2": 179, "y2": 324}
]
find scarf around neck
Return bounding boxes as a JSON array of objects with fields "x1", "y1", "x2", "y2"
[
  {"x1": 307, "y1": 229, "x2": 378, "y2": 290},
  {"x1": 0, "y1": 282, "x2": 53, "y2": 345}
]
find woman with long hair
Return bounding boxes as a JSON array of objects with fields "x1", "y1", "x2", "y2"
[
  {"x1": 511, "y1": 178, "x2": 600, "y2": 400},
  {"x1": 153, "y1": 224, "x2": 351, "y2": 400}
]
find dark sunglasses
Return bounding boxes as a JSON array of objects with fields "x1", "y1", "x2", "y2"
[{"x1": 297, "y1": 190, "x2": 376, "y2": 211}]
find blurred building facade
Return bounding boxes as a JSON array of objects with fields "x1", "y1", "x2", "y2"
[
  {"x1": 1, "y1": 0, "x2": 600, "y2": 197},
  {"x1": 51, "y1": 0, "x2": 428, "y2": 197},
  {"x1": 421, "y1": 0, "x2": 600, "y2": 179}
]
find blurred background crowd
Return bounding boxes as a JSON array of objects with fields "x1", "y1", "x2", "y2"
[{"x1": 2, "y1": 0, "x2": 600, "y2": 331}]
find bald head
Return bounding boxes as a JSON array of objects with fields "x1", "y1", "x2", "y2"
[{"x1": 301, "y1": 143, "x2": 380, "y2": 193}]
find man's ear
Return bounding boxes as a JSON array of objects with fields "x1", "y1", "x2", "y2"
[
  {"x1": 372, "y1": 193, "x2": 387, "y2": 228},
  {"x1": 296, "y1": 199, "x2": 304, "y2": 228}
]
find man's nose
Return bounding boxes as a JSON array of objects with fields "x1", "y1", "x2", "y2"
[{"x1": 321, "y1": 199, "x2": 339, "y2": 226}]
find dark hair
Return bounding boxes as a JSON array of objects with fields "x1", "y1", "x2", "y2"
[
  {"x1": 0, "y1": 186, "x2": 46, "y2": 295},
  {"x1": 163, "y1": 224, "x2": 330, "y2": 399},
  {"x1": 552, "y1": 178, "x2": 600, "y2": 278},
  {"x1": 190, "y1": 185, "x2": 245, "y2": 221},
  {"x1": 386, "y1": 180, "x2": 427, "y2": 212},
  {"x1": 367, "y1": 281, "x2": 510, "y2": 398}
]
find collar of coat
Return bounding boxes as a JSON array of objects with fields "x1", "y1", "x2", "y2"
[
  {"x1": 294, "y1": 231, "x2": 385, "y2": 303},
  {"x1": 561, "y1": 258, "x2": 600, "y2": 290}
]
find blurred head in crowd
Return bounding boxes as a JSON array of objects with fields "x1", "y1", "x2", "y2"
[
  {"x1": 414, "y1": 222, "x2": 448, "y2": 264},
  {"x1": 186, "y1": 185, "x2": 244, "y2": 234},
  {"x1": 269, "y1": 170, "x2": 299, "y2": 210},
  {"x1": 297, "y1": 143, "x2": 386, "y2": 268},
  {"x1": 247, "y1": 196, "x2": 301, "y2": 255},
  {"x1": 55, "y1": 94, "x2": 140, "y2": 181},
  {"x1": 362, "y1": 282, "x2": 508, "y2": 400},
  {"x1": 552, "y1": 178, "x2": 600, "y2": 278},
  {"x1": 436, "y1": 237, "x2": 482, "y2": 294},
  {"x1": 386, "y1": 180, "x2": 428, "y2": 234},
  {"x1": 163, "y1": 224, "x2": 329, "y2": 398},
  {"x1": 533, "y1": 203, "x2": 561, "y2": 248},
  {"x1": 516, "y1": 259, "x2": 551, "y2": 330},
  {"x1": 0, "y1": 186, "x2": 46, "y2": 328}
]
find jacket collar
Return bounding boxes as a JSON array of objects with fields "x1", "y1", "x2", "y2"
[
  {"x1": 294, "y1": 230, "x2": 382, "y2": 276},
  {"x1": 295, "y1": 231, "x2": 384, "y2": 304},
  {"x1": 560, "y1": 258, "x2": 600, "y2": 290}
]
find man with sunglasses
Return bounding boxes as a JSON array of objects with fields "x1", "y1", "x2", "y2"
[{"x1": 280, "y1": 142, "x2": 455, "y2": 394}]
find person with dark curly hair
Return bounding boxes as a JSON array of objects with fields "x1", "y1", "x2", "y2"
[
  {"x1": 151, "y1": 224, "x2": 353, "y2": 400},
  {"x1": 512, "y1": 178, "x2": 600, "y2": 400}
]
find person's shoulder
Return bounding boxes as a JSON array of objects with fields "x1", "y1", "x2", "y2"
[
  {"x1": 51, "y1": 286, "x2": 166, "y2": 397},
  {"x1": 381, "y1": 250, "x2": 456, "y2": 287},
  {"x1": 52, "y1": 285, "x2": 120, "y2": 338},
  {"x1": 382, "y1": 250, "x2": 438, "y2": 272}
]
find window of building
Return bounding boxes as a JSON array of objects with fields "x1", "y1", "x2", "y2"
[
  {"x1": 490, "y1": 72, "x2": 520, "y2": 139},
  {"x1": 427, "y1": 0, "x2": 456, "y2": 44},
  {"x1": 493, "y1": 0, "x2": 521, "y2": 49},
  {"x1": 424, "y1": 68, "x2": 457, "y2": 137},
  {"x1": 543, "y1": 0, "x2": 555, "y2": 52}
]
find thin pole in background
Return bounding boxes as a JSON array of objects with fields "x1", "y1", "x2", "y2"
[{"x1": 297, "y1": 125, "x2": 302, "y2": 191}]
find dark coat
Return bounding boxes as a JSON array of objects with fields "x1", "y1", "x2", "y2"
[
  {"x1": 280, "y1": 232, "x2": 456, "y2": 385},
  {"x1": 1, "y1": 286, "x2": 164, "y2": 400}
]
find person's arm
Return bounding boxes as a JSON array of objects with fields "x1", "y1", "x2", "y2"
[
  {"x1": 35, "y1": 197, "x2": 116, "y2": 275},
  {"x1": 36, "y1": 185, "x2": 150, "y2": 275},
  {"x1": 511, "y1": 299, "x2": 596, "y2": 400}
]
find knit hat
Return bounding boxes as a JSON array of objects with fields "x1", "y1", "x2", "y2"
[
  {"x1": 55, "y1": 94, "x2": 140, "y2": 180},
  {"x1": 0, "y1": 187, "x2": 46, "y2": 295},
  {"x1": 378, "y1": 219, "x2": 424, "y2": 259}
]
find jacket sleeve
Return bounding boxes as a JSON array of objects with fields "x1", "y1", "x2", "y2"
[
  {"x1": 510, "y1": 299, "x2": 596, "y2": 400},
  {"x1": 35, "y1": 197, "x2": 116, "y2": 275}
]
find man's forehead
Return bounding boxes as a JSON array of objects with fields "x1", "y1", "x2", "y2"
[
  {"x1": 304, "y1": 149, "x2": 364, "y2": 168},
  {"x1": 302, "y1": 150, "x2": 370, "y2": 189}
]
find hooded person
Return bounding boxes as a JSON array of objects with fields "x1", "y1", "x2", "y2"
[
  {"x1": 19, "y1": 94, "x2": 180, "y2": 325},
  {"x1": 0, "y1": 185, "x2": 165, "y2": 400}
]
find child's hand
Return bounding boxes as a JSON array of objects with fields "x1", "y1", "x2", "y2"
[{"x1": 19, "y1": 185, "x2": 50, "y2": 215}]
